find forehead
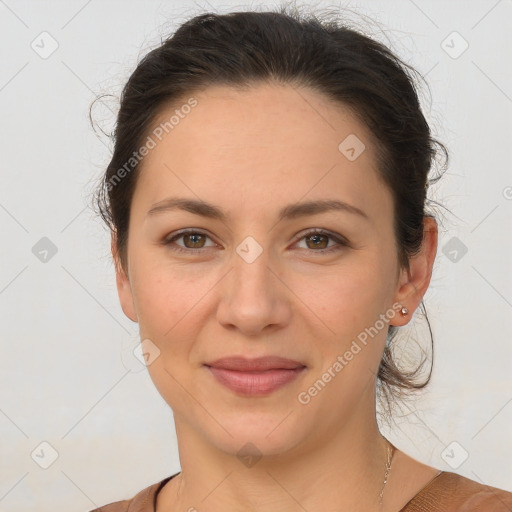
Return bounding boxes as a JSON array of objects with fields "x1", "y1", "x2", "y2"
[{"x1": 132, "y1": 83, "x2": 393, "y2": 225}]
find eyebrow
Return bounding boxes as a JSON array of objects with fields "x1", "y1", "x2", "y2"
[{"x1": 147, "y1": 197, "x2": 369, "y2": 223}]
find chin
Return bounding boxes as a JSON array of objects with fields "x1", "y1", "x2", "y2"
[{"x1": 200, "y1": 408, "x2": 313, "y2": 460}]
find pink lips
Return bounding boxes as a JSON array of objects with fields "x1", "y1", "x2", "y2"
[{"x1": 205, "y1": 356, "x2": 306, "y2": 396}]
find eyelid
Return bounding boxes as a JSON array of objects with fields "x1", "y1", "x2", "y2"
[
  {"x1": 162, "y1": 228, "x2": 219, "y2": 250},
  {"x1": 163, "y1": 228, "x2": 349, "y2": 254},
  {"x1": 292, "y1": 228, "x2": 349, "y2": 254}
]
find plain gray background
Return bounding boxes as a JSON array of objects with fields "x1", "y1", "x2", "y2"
[{"x1": 1, "y1": 0, "x2": 511, "y2": 510}]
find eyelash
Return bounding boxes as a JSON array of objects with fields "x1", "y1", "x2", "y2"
[{"x1": 162, "y1": 229, "x2": 349, "y2": 255}]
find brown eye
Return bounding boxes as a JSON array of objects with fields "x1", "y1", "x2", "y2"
[
  {"x1": 294, "y1": 229, "x2": 348, "y2": 254},
  {"x1": 182, "y1": 233, "x2": 206, "y2": 248},
  {"x1": 305, "y1": 233, "x2": 329, "y2": 250},
  {"x1": 163, "y1": 230, "x2": 217, "y2": 253}
]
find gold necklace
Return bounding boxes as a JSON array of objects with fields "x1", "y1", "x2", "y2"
[{"x1": 378, "y1": 438, "x2": 395, "y2": 507}]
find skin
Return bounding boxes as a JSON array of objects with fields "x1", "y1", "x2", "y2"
[{"x1": 113, "y1": 83, "x2": 439, "y2": 511}]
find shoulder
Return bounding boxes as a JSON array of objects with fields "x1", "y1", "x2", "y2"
[
  {"x1": 401, "y1": 471, "x2": 512, "y2": 511},
  {"x1": 88, "y1": 474, "x2": 177, "y2": 512}
]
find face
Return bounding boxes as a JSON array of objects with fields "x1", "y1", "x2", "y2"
[{"x1": 115, "y1": 83, "x2": 435, "y2": 458}]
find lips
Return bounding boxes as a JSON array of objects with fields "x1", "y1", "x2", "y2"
[
  {"x1": 205, "y1": 356, "x2": 305, "y2": 372},
  {"x1": 204, "y1": 356, "x2": 306, "y2": 396}
]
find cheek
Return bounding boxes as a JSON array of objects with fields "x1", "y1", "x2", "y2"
[
  {"x1": 131, "y1": 261, "x2": 201, "y2": 407},
  {"x1": 292, "y1": 258, "x2": 391, "y2": 331},
  {"x1": 128, "y1": 251, "x2": 190, "y2": 339},
  {"x1": 128, "y1": 251, "x2": 222, "y2": 351}
]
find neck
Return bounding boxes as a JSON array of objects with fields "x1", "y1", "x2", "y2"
[{"x1": 158, "y1": 386, "x2": 393, "y2": 512}]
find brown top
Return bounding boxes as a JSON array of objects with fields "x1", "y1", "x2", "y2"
[{"x1": 89, "y1": 470, "x2": 512, "y2": 512}]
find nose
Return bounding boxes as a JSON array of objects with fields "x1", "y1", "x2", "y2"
[{"x1": 215, "y1": 247, "x2": 292, "y2": 336}]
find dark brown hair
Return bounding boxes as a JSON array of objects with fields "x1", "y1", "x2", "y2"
[{"x1": 91, "y1": 4, "x2": 448, "y2": 419}]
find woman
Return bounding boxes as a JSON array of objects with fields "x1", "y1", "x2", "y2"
[{"x1": 90, "y1": 6, "x2": 512, "y2": 511}]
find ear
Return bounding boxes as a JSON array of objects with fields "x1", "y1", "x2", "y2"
[
  {"x1": 111, "y1": 233, "x2": 138, "y2": 323},
  {"x1": 390, "y1": 216, "x2": 438, "y2": 326}
]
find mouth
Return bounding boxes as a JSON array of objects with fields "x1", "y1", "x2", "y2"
[{"x1": 204, "y1": 356, "x2": 306, "y2": 396}]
